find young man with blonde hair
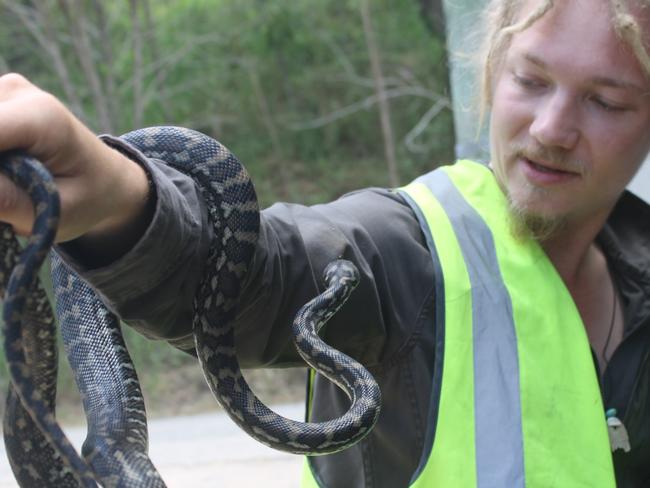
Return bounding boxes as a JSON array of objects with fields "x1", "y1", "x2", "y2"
[{"x1": 0, "y1": 0, "x2": 649, "y2": 486}]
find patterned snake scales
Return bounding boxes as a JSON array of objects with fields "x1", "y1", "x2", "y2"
[{"x1": 0, "y1": 126, "x2": 381, "y2": 487}]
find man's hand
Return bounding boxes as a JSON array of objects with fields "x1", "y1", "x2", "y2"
[{"x1": 0, "y1": 73, "x2": 151, "y2": 244}]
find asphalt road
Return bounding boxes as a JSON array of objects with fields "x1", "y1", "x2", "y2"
[{"x1": 0, "y1": 403, "x2": 305, "y2": 487}]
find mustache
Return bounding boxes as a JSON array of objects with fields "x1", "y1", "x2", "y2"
[{"x1": 508, "y1": 142, "x2": 587, "y2": 174}]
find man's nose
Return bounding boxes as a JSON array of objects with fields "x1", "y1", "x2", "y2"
[{"x1": 528, "y1": 91, "x2": 580, "y2": 150}]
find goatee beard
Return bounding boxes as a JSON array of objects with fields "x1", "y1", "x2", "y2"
[
  {"x1": 499, "y1": 140, "x2": 580, "y2": 243},
  {"x1": 507, "y1": 196, "x2": 567, "y2": 243}
]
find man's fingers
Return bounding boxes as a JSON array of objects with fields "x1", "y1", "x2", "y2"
[
  {"x1": 0, "y1": 74, "x2": 43, "y2": 233},
  {"x1": 0, "y1": 169, "x2": 94, "y2": 241},
  {"x1": 0, "y1": 74, "x2": 38, "y2": 149},
  {"x1": 0, "y1": 73, "x2": 142, "y2": 242},
  {"x1": 0, "y1": 73, "x2": 31, "y2": 101},
  {"x1": 0, "y1": 78, "x2": 72, "y2": 168},
  {"x1": 0, "y1": 171, "x2": 34, "y2": 235}
]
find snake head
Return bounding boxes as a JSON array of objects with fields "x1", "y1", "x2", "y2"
[{"x1": 323, "y1": 259, "x2": 359, "y2": 291}]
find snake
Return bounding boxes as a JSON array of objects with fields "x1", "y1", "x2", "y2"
[{"x1": 0, "y1": 126, "x2": 382, "y2": 486}]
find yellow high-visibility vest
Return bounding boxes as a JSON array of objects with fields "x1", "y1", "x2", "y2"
[{"x1": 303, "y1": 160, "x2": 615, "y2": 487}]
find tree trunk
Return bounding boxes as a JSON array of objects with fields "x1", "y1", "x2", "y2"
[
  {"x1": 245, "y1": 60, "x2": 290, "y2": 198},
  {"x1": 360, "y1": 0, "x2": 399, "y2": 187},
  {"x1": 416, "y1": 0, "x2": 455, "y2": 157},
  {"x1": 91, "y1": 0, "x2": 117, "y2": 129},
  {"x1": 58, "y1": 0, "x2": 114, "y2": 132},
  {"x1": 417, "y1": 0, "x2": 446, "y2": 39},
  {"x1": 142, "y1": 0, "x2": 171, "y2": 121},
  {"x1": 130, "y1": 0, "x2": 144, "y2": 128},
  {"x1": 6, "y1": 1, "x2": 86, "y2": 119}
]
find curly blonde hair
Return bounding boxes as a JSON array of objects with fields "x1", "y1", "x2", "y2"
[{"x1": 479, "y1": 0, "x2": 650, "y2": 118}]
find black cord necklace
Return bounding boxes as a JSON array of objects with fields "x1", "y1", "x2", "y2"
[{"x1": 601, "y1": 280, "x2": 618, "y2": 366}]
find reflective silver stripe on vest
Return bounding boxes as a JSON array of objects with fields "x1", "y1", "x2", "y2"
[{"x1": 416, "y1": 169, "x2": 525, "y2": 487}]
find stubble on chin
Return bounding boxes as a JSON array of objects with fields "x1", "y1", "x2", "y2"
[
  {"x1": 499, "y1": 142, "x2": 577, "y2": 243},
  {"x1": 506, "y1": 183, "x2": 567, "y2": 243}
]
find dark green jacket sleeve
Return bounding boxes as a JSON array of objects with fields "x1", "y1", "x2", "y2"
[{"x1": 57, "y1": 135, "x2": 435, "y2": 369}]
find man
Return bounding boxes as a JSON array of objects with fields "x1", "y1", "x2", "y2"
[{"x1": 0, "y1": 0, "x2": 649, "y2": 486}]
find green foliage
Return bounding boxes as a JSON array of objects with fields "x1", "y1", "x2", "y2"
[
  {"x1": 0, "y1": 0, "x2": 455, "y2": 414},
  {"x1": 2, "y1": 0, "x2": 454, "y2": 198}
]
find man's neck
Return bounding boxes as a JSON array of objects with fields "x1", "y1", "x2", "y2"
[
  {"x1": 541, "y1": 217, "x2": 624, "y2": 375},
  {"x1": 540, "y1": 215, "x2": 608, "y2": 289}
]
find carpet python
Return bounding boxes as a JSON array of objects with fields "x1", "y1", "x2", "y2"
[{"x1": 0, "y1": 127, "x2": 381, "y2": 487}]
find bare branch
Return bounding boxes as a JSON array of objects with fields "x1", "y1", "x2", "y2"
[
  {"x1": 240, "y1": 59, "x2": 290, "y2": 197},
  {"x1": 318, "y1": 32, "x2": 406, "y2": 90},
  {"x1": 142, "y1": 0, "x2": 171, "y2": 120},
  {"x1": 91, "y1": 0, "x2": 117, "y2": 128},
  {"x1": 318, "y1": 31, "x2": 362, "y2": 83},
  {"x1": 58, "y1": 0, "x2": 113, "y2": 132},
  {"x1": 128, "y1": 33, "x2": 228, "y2": 106},
  {"x1": 287, "y1": 86, "x2": 443, "y2": 130},
  {"x1": 360, "y1": 0, "x2": 399, "y2": 186},
  {"x1": 130, "y1": 0, "x2": 144, "y2": 128},
  {"x1": 4, "y1": 1, "x2": 86, "y2": 118},
  {"x1": 404, "y1": 98, "x2": 452, "y2": 153}
]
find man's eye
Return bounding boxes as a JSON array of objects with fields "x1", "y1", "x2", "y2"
[
  {"x1": 513, "y1": 74, "x2": 545, "y2": 90},
  {"x1": 591, "y1": 96, "x2": 626, "y2": 112}
]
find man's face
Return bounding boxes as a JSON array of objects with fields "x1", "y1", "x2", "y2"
[{"x1": 489, "y1": 0, "x2": 650, "y2": 238}]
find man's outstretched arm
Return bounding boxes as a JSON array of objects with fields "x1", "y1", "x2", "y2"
[{"x1": 0, "y1": 73, "x2": 152, "y2": 253}]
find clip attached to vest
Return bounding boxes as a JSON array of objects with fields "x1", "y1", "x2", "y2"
[{"x1": 606, "y1": 408, "x2": 631, "y2": 453}]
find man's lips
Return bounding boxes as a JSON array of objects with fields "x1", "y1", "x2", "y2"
[
  {"x1": 520, "y1": 157, "x2": 580, "y2": 184},
  {"x1": 524, "y1": 158, "x2": 578, "y2": 175}
]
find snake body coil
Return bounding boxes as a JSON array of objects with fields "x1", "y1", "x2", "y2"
[{"x1": 0, "y1": 127, "x2": 381, "y2": 486}]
